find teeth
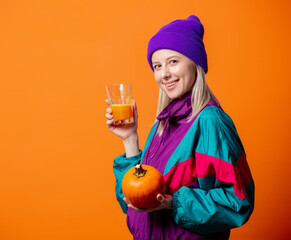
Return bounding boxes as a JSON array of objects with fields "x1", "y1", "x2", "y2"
[{"x1": 166, "y1": 82, "x2": 177, "y2": 87}]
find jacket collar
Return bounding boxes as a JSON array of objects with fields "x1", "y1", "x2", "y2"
[{"x1": 157, "y1": 91, "x2": 192, "y2": 121}]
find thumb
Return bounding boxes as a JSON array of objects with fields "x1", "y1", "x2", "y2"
[{"x1": 157, "y1": 194, "x2": 164, "y2": 202}]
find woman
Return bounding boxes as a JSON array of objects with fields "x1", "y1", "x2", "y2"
[{"x1": 105, "y1": 15, "x2": 254, "y2": 240}]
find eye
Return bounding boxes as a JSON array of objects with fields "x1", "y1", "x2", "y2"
[
  {"x1": 169, "y1": 59, "x2": 178, "y2": 64},
  {"x1": 153, "y1": 64, "x2": 161, "y2": 70}
]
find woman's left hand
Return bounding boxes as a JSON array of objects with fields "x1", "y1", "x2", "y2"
[{"x1": 123, "y1": 194, "x2": 173, "y2": 213}]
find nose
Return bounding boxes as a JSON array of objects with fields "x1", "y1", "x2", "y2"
[{"x1": 161, "y1": 66, "x2": 171, "y2": 79}]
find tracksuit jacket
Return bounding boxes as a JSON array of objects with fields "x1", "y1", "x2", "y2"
[{"x1": 113, "y1": 91, "x2": 255, "y2": 240}]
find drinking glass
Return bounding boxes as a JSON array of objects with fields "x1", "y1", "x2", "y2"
[{"x1": 106, "y1": 83, "x2": 133, "y2": 124}]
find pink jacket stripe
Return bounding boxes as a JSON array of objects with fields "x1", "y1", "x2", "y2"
[{"x1": 163, "y1": 152, "x2": 252, "y2": 200}]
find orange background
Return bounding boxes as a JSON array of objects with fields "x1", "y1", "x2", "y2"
[{"x1": 0, "y1": 0, "x2": 290, "y2": 239}]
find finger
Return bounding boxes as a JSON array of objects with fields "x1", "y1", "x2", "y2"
[
  {"x1": 106, "y1": 107, "x2": 112, "y2": 114},
  {"x1": 105, "y1": 99, "x2": 111, "y2": 106},
  {"x1": 105, "y1": 113, "x2": 113, "y2": 120},
  {"x1": 157, "y1": 194, "x2": 164, "y2": 202},
  {"x1": 123, "y1": 197, "x2": 129, "y2": 205},
  {"x1": 106, "y1": 119, "x2": 114, "y2": 125},
  {"x1": 127, "y1": 204, "x2": 146, "y2": 212}
]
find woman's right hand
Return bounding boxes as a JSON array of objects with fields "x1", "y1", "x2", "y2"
[{"x1": 105, "y1": 99, "x2": 138, "y2": 141}]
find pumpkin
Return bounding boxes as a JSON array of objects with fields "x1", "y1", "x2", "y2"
[{"x1": 122, "y1": 163, "x2": 166, "y2": 209}]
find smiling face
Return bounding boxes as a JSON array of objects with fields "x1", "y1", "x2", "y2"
[{"x1": 151, "y1": 49, "x2": 197, "y2": 100}]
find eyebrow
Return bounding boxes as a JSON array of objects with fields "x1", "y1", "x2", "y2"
[{"x1": 152, "y1": 55, "x2": 181, "y2": 64}]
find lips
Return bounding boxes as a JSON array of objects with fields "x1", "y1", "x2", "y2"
[{"x1": 165, "y1": 79, "x2": 179, "y2": 88}]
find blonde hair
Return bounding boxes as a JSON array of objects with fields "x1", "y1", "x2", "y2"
[{"x1": 156, "y1": 63, "x2": 220, "y2": 135}]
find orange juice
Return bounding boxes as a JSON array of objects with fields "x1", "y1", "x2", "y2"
[{"x1": 111, "y1": 104, "x2": 133, "y2": 121}]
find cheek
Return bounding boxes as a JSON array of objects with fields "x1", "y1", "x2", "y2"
[
  {"x1": 154, "y1": 73, "x2": 162, "y2": 85},
  {"x1": 188, "y1": 73, "x2": 196, "y2": 86},
  {"x1": 185, "y1": 67, "x2": 196, "y2": 86}
]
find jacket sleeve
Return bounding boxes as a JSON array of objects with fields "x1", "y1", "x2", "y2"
[
  {"x1": 112, "y1": 122, "x2": 159, "y2": 213},
  {"x1": 171, "y1": 108, "x2": 255, "y2": 235},
  {"x1": 113, "y1": 151, "x2": 142, "y2": 214}
]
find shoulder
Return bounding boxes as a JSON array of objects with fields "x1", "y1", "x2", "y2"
[
  {"x1": 194, "y1": 105, "x2": 244, "y2": 162},
  {"x1": 195, "y1": 106, "x2": 236, "y2": 133},
  {"x1": 196, "y1": 105, "x2": 240, "y2": 137},
  {"x1": 198, "y1": 105, "x2": 231, "y2": 123}
]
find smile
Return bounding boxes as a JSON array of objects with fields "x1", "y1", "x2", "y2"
[{"x1": 165, "y1": 80, "x2": 179, "y2": 87}]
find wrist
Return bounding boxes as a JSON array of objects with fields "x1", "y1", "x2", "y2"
[
  {"x1": 122, "y1": 132, "x2": 138, "y2": 144},
  {"x1": 123, "y1": 133, "x2": 139, "y2": 157}
]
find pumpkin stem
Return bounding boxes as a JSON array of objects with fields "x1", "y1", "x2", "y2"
[{"x1": 133, "y1": 164, "x2": 147, "y2": 178}]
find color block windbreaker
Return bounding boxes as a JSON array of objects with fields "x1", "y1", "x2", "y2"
[{"x1": 113, "y1": 91, "x2": 255, "y2": 240}]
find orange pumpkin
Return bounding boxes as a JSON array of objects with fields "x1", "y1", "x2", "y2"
[{"x1": 122, "y1": 163, "x2": 166, "y2": 209}]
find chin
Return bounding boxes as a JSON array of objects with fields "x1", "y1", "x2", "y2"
[
  {"x1": 165, "y1": 89, "x2": 183, "y2": 100},
  {"x1": 168, "y1": 94, "x2": 178, "y2": 100}
]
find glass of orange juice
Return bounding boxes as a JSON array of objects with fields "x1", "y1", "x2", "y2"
[{"x1": 106, "y1": 83, "x2": 134, "y2": 125}]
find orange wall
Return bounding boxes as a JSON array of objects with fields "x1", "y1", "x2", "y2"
[{"x1": 0, "y1": 0, "x2": 290, "y2": 239}]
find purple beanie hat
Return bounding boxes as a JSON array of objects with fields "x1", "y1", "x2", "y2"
[{"x1": 147, "y1": 15, "x2": 208, "y2": 74}]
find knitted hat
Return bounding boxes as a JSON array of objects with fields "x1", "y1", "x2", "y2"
[{"x1": 147, "y1": 15, "x2": 208, "y2": 74}]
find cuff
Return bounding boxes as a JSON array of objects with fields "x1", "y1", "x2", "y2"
[
  {"x1": 171, "y1": 190, "x2": 183, "y2": 221},
  {"x1": 114, "y1": 150, "x2": 142, "y2": 162}
]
